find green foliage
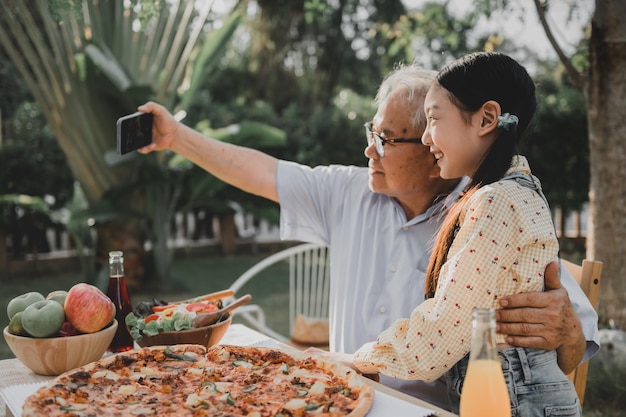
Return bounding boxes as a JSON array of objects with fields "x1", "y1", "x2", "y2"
[
  {"x1": 0, "y1": 59, "x2": 29, "y2": 120},
  {"x1": 286, "y1": 95, "x2": 372, "y2": 167},
  {"x1": 198, "y1": 121, "x2": 287, "y2": 148},
  {"x1": 375, "y1": 2, "x2": 481, "y2": 70},
  {"x1": 47, "y1": 0, "x2": 161, "y2": 25},
  {"x1": 0, "y1": 101, "x2": 74, "y2": 255},
  {"x1": 526, "y1": 71, "x2": 589, "y2": 214},
  {"x1": 179, "y1": 7, "x2": 244, "y2": 110},
  {"x1": 0, "y1": 102, "x2": 74, "y2": 206}
]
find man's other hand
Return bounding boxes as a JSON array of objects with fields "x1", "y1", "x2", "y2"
[{"x1": 496, "y1": 260, "x2": 585, "y2": 373}]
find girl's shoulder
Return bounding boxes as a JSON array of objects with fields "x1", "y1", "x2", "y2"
[{"x1": 467, "y1": 179, "x2": 534, "y2": 208}]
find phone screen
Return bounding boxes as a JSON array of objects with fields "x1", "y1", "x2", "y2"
[{"x1": 116, "y1": 112, "x2": 153, "y2": 155}]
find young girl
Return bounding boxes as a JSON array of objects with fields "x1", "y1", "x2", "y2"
[{"x1": 352, "y1": 52, "x2": 581, "y2": 416}]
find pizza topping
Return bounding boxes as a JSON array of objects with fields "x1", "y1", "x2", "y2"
[
  {"x1": 92, "y1": 370, "x2": 120, "y2": 380},
  {"x1": 310, "y1": 380, "x2": 327, "y2": 395},
  {"x1": 285, "y1": 398, "x2": 308, "y2": 410},
  {"x1": 232, "y1": 359, "x2": 254, "y2": 368},
  {"x1": 118, "y1": 384, "x2": 137, "y2": 396},
  {"x1": 67, "y1": 370, "x2": 91, "y2": 381},
  {"x1": 185, "y1": 393, "x2": 203, "y2": 408},
  {"x1": 131, "y1": 407, "x2": 157, "y2": 415},
  {"x1": 292, "y1": 367, "x2": 332, "y2": 381},
  {"x1": 164, "y1": 346, "x2": 200, "y2": 362},
  {"x1": 186, "y1": 366, "x2": 204, "y2": 376},
  {"x1": 242, "y1": 384, "x2": 258, "y2": 393},
  {"x1": 202, "y1": 381, "x2": 232, "y2": 393},
  {"x1": 305, "y1": 403, "x2": 321, "y2": 411}
]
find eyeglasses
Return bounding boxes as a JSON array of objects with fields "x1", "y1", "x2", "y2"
[{"x1": 364, "y1": 122, "x2": 423, "y2": 157}]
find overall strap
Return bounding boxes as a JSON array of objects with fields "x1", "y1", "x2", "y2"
[{"x1": 502, "y1": 171, "x2": 551, "y2": 211}]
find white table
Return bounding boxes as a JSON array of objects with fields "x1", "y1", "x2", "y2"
[{"x1": 1, "y1": 324, "x2": 456, "y2": 417}]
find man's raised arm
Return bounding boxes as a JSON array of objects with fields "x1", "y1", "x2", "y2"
[{"x1": 137, "y1": 102, "x2": 279, "y2": 202}]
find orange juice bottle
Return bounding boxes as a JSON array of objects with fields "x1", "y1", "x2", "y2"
[{"x1": 460, "y1": 308, "x2": 511, "y2": 417}]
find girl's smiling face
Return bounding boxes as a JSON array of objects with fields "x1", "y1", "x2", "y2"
[{"x1": 421, "y1": 84, "x2": 494, "y2": 180}]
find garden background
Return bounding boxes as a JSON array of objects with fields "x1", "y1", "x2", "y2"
[{"x1": 0, "y1": 1, "x2": 624, "y2": 416}]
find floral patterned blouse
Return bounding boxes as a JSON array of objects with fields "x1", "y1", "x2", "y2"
[{"x1": 353, "y1": 156, "x2": 559, "y2": 382}]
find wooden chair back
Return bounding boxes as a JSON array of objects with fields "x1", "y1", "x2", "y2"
[{"x1": 561, "y1": 258, "x2": 603, "y2": 408}]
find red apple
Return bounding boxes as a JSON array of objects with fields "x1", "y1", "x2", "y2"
[{"x1": 64, "y1": 283, "x2": 115, "y2": 333}]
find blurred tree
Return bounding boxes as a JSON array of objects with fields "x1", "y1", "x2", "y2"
[
  {"x1": 0, "y1": 58, "x2": 30, "y2": 136},
  {"x1": 584, "y1": 0, "x2": 626, "y2": 326},
  {"x1": 0, "y1": 0, "x2": 244, "y2": 286},
  {"x1": 375, "y1": 2, "x2": 480, "y2": 69},
  {"x1": 241, "y1": 0, "x2": 408, "y2": 112},
  {"x1": 527, "y1": 65, "x2": 589, "y2": 239},
  {"x1": 0, "y1": 101, "x2": 74, "y2": 258}
]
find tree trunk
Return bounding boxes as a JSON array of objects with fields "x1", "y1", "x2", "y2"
[
  {"x1": 587, "y1": 0, "x2": 626, "y2": 327},
  {"x1": 219, "y1": 213, "x2": 238, "y2": 256},
  {"x1": 96, "y1": 219, "x2": 146, "y2": 290}
]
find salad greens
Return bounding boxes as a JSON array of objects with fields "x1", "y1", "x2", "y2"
[{"x1": 125, "y1": 311, "x2": 194, "y2": 341}]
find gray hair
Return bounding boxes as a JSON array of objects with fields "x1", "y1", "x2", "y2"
[{"x1": 375, "y1": 64, "x2": 436, "y2": 132}]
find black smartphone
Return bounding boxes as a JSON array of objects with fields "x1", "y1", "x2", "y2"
[{"x1": 116, "y1": 111, "x2": 153, "y2": 155}]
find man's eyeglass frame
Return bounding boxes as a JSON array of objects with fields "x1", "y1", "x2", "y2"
[{"x1": 364, "y1": 122, "x2": 423, "y2": 157}]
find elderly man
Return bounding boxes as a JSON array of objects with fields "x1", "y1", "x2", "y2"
[{"x1": 138, "y1": 64, "x2": 598, "y2": 410}]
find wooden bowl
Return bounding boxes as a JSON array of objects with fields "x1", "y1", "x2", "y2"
[
  {"x1": 3, "y1": 320, "x2": 118, "y2": 376},
  {"x1": 136, "y1": 314, "x2": 231, "y2": 348}
]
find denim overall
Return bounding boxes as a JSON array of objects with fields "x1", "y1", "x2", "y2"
[{"x1": 445, "y1": 172, "x2": 581, "y2": 416}]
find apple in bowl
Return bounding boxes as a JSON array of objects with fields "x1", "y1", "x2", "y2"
[
  {"x1": 21, "y1": 299, "x2": 66, "y2": 338},
  {"x1": 64, "y1": 283, "x2": 115, "y2": 334},
  {"x1": 6, "y1": 292, "x2": 45, "y2": 320}
]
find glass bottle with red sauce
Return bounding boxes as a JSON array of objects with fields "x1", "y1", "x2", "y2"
[{"x1": 106, "y1": 251, "x2": 134, "y2": 352}]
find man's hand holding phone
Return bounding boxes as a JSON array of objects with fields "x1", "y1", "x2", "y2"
[
  {"x1": 116, "y1": 111, "x2": 153, "y2": 155},
  {"x1": 132, "y1": 102, "x2": 183, "y2": 154}
]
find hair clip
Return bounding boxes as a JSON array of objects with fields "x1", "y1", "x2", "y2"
[{"x1": 497, "y1": 113, "x2": 519, "y2": 131}]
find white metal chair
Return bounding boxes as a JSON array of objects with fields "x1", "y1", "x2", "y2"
[{"x1": 227, "y1": 243, "x2": 330, "y2": 344}]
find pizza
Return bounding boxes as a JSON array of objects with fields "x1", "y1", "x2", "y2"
[{"x1": 22, "y1": 344, "x2": 374, "y2": 417}]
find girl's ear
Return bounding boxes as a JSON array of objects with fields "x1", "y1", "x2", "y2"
[{"x1": 478, "y1": 100, "x2": 501, "y2": 136}]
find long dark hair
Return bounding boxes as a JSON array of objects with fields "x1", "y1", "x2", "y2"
[{"x1": 425, "y1": 52, "x2": 537, "y2": 298}]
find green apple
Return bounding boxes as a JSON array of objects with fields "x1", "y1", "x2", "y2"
[
  {"x1": 8, "y1": 311, "x2": 29, "y2": 336},
  {"x1": 46, "y1": 290, "x2": 68, "y2": 307},
  {"x1": 21, "y1": 300, "x2": 65, "y2": 338},
  {"x1": 7, "y1": 292, "x2": 45, "y2": 320}
]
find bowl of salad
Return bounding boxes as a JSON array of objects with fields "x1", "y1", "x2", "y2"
[{"x1": 125, "y1": 292, "x2": 233, "y2": 348}]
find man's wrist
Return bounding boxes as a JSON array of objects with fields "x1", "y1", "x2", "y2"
[{"x1": 556, "y1": 319, "x2": 586, "y2": 374}]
